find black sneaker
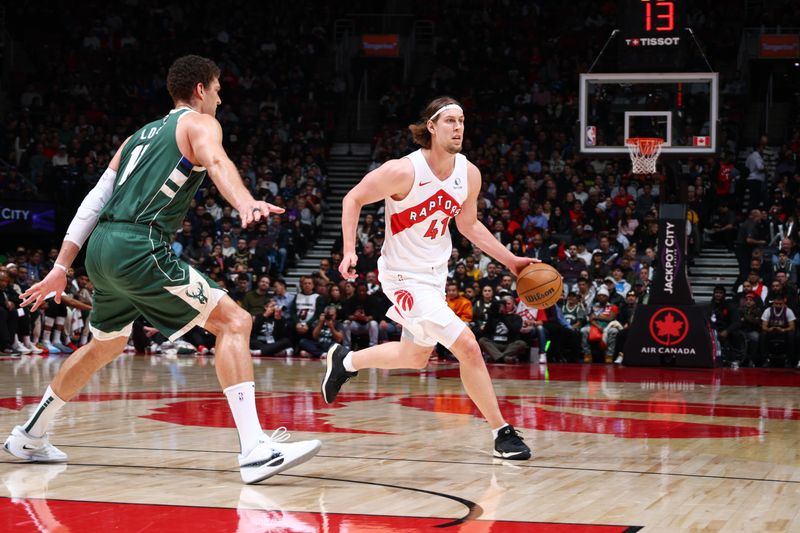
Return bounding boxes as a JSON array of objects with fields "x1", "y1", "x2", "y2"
[
  {"x1": 493, "y1": 424, "x2": 531, "y2": 460},
  {"x1": 321, "y1": 344, "x2": 357, "y2": 404}
]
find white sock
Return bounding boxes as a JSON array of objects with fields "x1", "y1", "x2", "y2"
[
  {"x1": 23, "y1": 386, "x2": 66, "y2": 438},
  {"x1": 224, "y1": 382, "x2": 263, "y2": 456},
  {"x1": 343, "y1": 352, "x2": 356, "y2": 372},
  {"x1": 491, "y1": 423, "x2": 509, "y2": 440}
]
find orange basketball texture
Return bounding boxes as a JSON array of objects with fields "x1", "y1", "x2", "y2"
[{"x1": 516, "y1": 263, "x2": 563, "y2": 309}]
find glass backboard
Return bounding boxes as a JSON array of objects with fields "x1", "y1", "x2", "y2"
[{"x1": 579, "y1": 72, "x2": 718, "y2": 155}]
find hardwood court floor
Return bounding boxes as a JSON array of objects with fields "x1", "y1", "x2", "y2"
[{"x1": 1, "y1": 354, "x2": 799, "y2": 532}]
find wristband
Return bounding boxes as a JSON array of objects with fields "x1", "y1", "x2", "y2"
[{"x1": 53, "y1": 263, "x2": 69, "y2": 273}]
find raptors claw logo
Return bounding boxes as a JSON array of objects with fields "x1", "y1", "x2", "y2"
[{"x1": 394, "y1": 290, "x2": 414, "y2": 312}]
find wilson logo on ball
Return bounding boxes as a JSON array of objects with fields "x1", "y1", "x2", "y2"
[
  {"x1": 394, "y1": 290, "x2": 414, "y2": 312},
  {"x1": 524, "y1": 287, "x2": 556, "y2": 303}
]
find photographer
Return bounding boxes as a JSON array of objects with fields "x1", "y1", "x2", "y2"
[
  {"x1": 478, "y1": 295, "x2": 528, "y2": 363},
  {"x1": 298, "y1": 305, "x2": 344, "y2": 358},
  {"x1": 250, "y1": 299, "x2": 292, "y2": 356}
]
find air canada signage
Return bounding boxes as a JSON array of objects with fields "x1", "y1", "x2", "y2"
[{"x1": 624, "y1": 205, "x2": 715, "y2": 367}]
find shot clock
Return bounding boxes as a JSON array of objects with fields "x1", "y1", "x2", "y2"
[{"x1": 618, "y1": 0, "x2": 687, "y2": 71}]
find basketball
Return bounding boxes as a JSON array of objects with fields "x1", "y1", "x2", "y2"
[{"x1": 516, "y1": 263, "x2": 563, "y2": 309}]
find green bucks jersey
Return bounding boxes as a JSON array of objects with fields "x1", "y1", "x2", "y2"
[{"x1": 99, "y1": 108, "x2": 207, "y2": 234}]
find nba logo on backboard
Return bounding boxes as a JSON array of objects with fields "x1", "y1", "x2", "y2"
[{"x1": 586, "y1": 126, "x2": 597, "y2": 147}]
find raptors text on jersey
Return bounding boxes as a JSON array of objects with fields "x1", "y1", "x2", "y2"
[{"x1": 380, "y1": 149, "x2": 469, "y2": 271}]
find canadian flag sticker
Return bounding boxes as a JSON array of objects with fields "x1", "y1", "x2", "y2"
[{"x1": 693, "y1": 136, "x2": 711, "y2": 147}]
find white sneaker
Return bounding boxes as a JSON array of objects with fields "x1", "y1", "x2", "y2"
[
  {"x1": 614, "y1": 355, "x2": 623, "y2": 364},
  {"x1": 12, "y1": 342, "x2": 31, "y2": 354},
  {"x1": 3, "y1": 426, "x2": 67, "y2": 463},
  {"x1": 24, "y1": 341, "x2": 43, "y2": 354},
  {"x1": 538, "y1": 353, "x2": 547, "y2": 364},
  {"x1": 239, "y1": 428, "x2": 321, "y2": 484}
]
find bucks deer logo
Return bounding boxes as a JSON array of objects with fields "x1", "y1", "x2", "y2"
[
  {"x1": 394, "y1": 290, "x2": 414, "y2": 312},
  {"x1": 186, "y1": 282, "x2": 208, "y2": 305}
]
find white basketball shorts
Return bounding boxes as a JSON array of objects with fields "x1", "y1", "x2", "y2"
[{"x1": 379, "y1": 265, "x2": 467, "y2": 348}]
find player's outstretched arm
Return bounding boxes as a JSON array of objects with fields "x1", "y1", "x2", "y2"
[
  {"x1": 183, "y1": 113, "x2": 283, "y2": 227},
  {"x1": 22, "y1": 138, "x2": 129, "y2": 311},
  {"x1": 455, "y1": 163, "x2": 539, "y2": 277},
  {"x1": 339, "y1": 158, "x2": 413, "y2": 280}
]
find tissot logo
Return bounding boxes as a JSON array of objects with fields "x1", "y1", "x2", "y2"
[{"x1": 625, "y1": 37, "x2": 681, "y2": 47}]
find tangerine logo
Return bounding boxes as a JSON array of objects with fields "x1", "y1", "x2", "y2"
[
  {"x1": 394, "y1": 290, "x2": 414, "y2": 312},
  {"x1": 649, "y1": 307, "x2": 689, "y2": 346}
]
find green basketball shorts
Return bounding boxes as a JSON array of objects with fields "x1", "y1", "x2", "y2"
[{"x1": 85, "y1": 222, "x2": 224, "y2": 341}]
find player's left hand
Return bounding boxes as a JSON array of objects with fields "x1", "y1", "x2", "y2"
[
  {"x1": 21, "y1": 268, "x2": 67, "y2": 312},
  {"x1": 509, "y1": 256, "x2": 541, "y2": 277},
  {"x1": 240, "y1": 201, "x2": 285, "y2": 227}
]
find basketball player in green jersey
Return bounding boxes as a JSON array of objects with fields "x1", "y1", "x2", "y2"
[{"x1": 4, "y1": 55, "x2": 321, "y2": 484}]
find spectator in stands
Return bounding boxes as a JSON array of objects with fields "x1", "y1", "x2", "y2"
[
  {"x1": 356, "y1": 241, "x2": 379, "y2": 278},
  {"x1": 479, "y1": 263, "x2": 502, "y2": 290},
  {"x1": 704, "y1": 201, "x2": 736, "y2": 249},
  {"x1": 557, "y1": 292, "x2": 586, "y2": 362},
  {"x1": 708, "y1": 285, "x2": 743, "y2": 365},
  {"x1": 759, "y1": 293, "x2": 797, "y2": 368},
  {"x1": 446, "y1": 282, "x2": 473, "y2": 324},
  {"x1": 292, "y1": 276, "x2": 324, "y2": 345},
  {"x1": 472, "y1": 285, "x2": 497, "y2": 335},
  {"x1": 241, "y1": 275, "x2": 272, "y2": 316},
  {"x1": 0, "y1": 272, "x2": 20, "y2": 354},
  {"x1": 612, "y1": 291, "x2": 640, "y2": 364},
  {"x1": 342, "y1": 283, "x2": 380, "y2": 349},
  {"x1": 229, "y1": 274, "x2": 250, "y2": 305},
  {"x1": 298, "y1": 305, "x2": 343, "y2": 358},
  {"x1": 581, "y1": 286, "x2": 621, "y2": 364},
  {"x1": 250, "y1": 299, "x2": 292, "y2": 356},
  {"x1": 735, "y1": 210, "x2": 767, "y2": 283},
  {"x1": 272, "y1": 279, "x2": 295, "y2": 312},
  {"x1": 739, "y1": 293, "x2": 763, "y2": 366},
  {"x1": 745, "y1": 143, "x2": 767, "y2": 209},
  {"x1": 516, "y1": 300, "x2": 546, "y2": 361},
  {"x1": 478, "y1": 295, "x2": 527, "y2": 364},
  {"x1": 554, "y1": 247, "x2": 580, "y2": 290}
]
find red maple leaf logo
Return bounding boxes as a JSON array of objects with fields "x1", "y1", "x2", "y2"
[
  {"x1": 655, "y1": 312, "x2": 683, "y2": 340},
  {"x1": 649, "y1": 307, "x2": 689, "y2": 346}
]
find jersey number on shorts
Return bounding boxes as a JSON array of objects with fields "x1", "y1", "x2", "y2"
[
  {"x1": 118, "y1": 144, "x2": 150, "y2": 187},
  {"x1": 423, "y1": 217, "x2": 450, "y2": 240}
]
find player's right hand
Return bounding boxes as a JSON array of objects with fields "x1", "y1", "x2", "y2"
[
  {"x1": 339, "y1": 252, "x2": 358, "y2": 281},
  {"x1": 21, "y1": 268, "x2": 67, "y2": 312}
]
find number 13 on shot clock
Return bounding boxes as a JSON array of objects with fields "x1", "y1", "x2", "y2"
[{"x1": 622, "y1": 0, "x2": 685, "y2": 46}]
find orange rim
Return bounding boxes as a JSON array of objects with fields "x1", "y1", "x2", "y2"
[{"x1": 625, "y1": 137, "x2": 664, "y2": 157}]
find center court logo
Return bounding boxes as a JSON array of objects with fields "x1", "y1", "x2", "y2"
[
  {"x1": 394, "y1": 290, "x2": 414, "y2": 312},
  {"x1": 648, "y1": 307, "x2": 689, "y2": 346}
]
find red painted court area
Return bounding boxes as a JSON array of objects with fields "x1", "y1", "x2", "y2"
[
  {"x1": 1, "y1": 388, "x2": 792, "y2": 439},
  {"x1": 0, "y1": 497, "x2": 639, "y2": 532},
  {"x1": 418, "y1": 363, "x2": 800, "y2": 388}
]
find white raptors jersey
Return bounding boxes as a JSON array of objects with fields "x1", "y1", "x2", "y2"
[{"x1": 380, "y1": 149, "x2": 468, "y2": 272}]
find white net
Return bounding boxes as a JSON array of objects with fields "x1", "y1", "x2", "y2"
[{"x1": 625, "y1": 138, "x2": 663, "y2": 175}]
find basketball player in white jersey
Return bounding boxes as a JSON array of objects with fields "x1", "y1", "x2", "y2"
[{"x1": 321, "y1": 97, "x2": 534, "y2": 459}]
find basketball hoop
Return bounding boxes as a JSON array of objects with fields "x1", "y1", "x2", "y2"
[{"x1": 625, "y1": 137, "x2": 664, "y2": 175}]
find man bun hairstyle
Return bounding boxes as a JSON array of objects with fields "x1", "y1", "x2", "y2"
[
  {"x1": 408, "y1": 96, "x2": 462, "y2": 149},
  {"x1": 167, "y1": 55, "x2": 221, "y2": 103}
]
